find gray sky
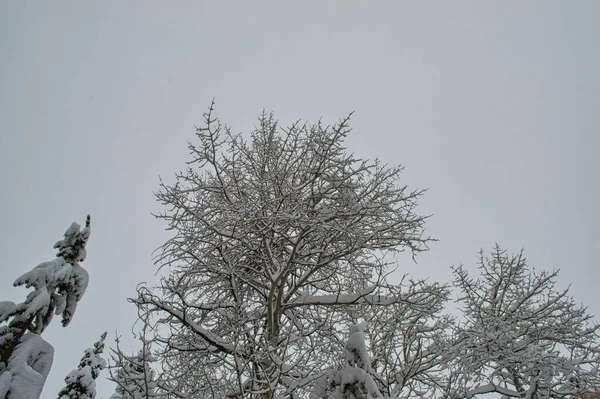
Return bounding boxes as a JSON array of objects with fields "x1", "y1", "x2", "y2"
[{"x1": 1, "y1": 2, "x2": 599, "y2": 398}]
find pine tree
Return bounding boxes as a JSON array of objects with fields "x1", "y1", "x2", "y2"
[
  {"x1": 0, "y1": 216, "x2": 92, "y2": 399},
  {"x1": 313, "y1": 323, "x2": 382, "y2": 399},
  {"x1": 57, "y1": 332, "x2": 107, "y2": 399}
]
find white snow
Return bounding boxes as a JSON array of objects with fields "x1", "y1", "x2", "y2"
[
  {"x1": 0, "y1": 216, "x2": 92, "y2": 399},
  {"x1": 0, "y1": 303, "x2": 16, "y2": 323},
  {"x1": 110, "y1": 345, "x2": 158, "y2": 399},
  {"x1": 3, "y1": 333, "x2": 54, "y2": 399},
  {"x1": 57, "y1": 332, "x2": 107, "y2": 399},
  {"x1": 345, "y1": 322, "x2": 371, "y2": 372},
  {"x1": 0, "y1": 370, "x2": 11, "y2": 398},
  {"x1": 13, "y1": 258, "x2": 89, "y2": 331}
]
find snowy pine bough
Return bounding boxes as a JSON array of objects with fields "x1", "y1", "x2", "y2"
[
  {"x1": 58, "y1": 332, "x2": 107, "y2": 399},
  {"x1": 0, "y1": 216, "x2": 92, "y2": 399},
  {"x1": 311, "y1": 322, "x2": 383, "y2": 399}
]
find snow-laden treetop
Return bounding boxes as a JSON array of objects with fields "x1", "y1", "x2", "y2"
[
  {"x1": 0, "y1": 215, "x2": 93, "y2": 399},
  {"x1": 12, "y1": 215, "x2": 92, "y2": 331},
  {"x1": 0, "y1": 215, "x2": 92, "y2": 348},
  {"x1": 53, "y1": 215, "x2": 92, "y2": 263}
]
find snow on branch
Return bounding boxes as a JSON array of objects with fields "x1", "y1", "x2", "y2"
[
  {"x1": 0, "y1": 216, "x2": 93, "y2": 399},
  {"x1": 58, "y1": 332, "x2": 107, "y2": 399},
  {"x1": 109, "y1": 335, "x2": 161, "y2": 399},
  {"x1": 135, "y1": 104, "x2": 435, "y2": 397},
  {"x1": 443, "y1": 245, "x2": 600, "y2": 399},
  {"x1": 0, "y1": 333, "x2": 54, "y2": 399}
]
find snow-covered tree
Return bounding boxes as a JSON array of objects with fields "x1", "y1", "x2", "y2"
[
  {"x1": 0, "y1": 216, "x2": 92, "y2": 399},
  {"x1": 445, "y1": 245, "x2": 600, "y2": 399},
  {"x1": 309, "y1": 279, "x2": 451, "y2": 399},
  {"x1": 331, "y1": 322, "x2": 383, "y2": 399},
  {"x1": 134, "y1": 103, "x2": 433, "y2": 398},
  {"x1": 109, "y1": 345, "x2": 157, "y2": 399},
  {"x1": 58, "y1": 332, "x2": 107, "y2": 399},
  {"x1": 311, "y1": 322, "x2": 382, "y2": 399},
  {"x1": 0, "y1": 333, "x2": 53, "y2": 399},
  {"x1": 362, "y1": 279, "x2": 451, "y2": 399},
  {"x1": 109, "y1": 325, "x2": 161, "y2": 399}
]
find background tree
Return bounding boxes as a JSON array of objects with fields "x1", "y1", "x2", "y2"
[
  {"x1": 0, "y1": 216, "x2": 92, "y2": 399},
  {"x1": 309, "y1": 279, "x2": 450, "y2": 399},
  {"x1": 446, "y1": 245, "x2": 600, "y2": 399},
  {"x1": 109, "y1": 340, "x2": 158, "y2": 399},
  {"x1": 313, "y1": 322, "x2": 383, "y2": 399},
  {"x1": 108, "y1": 313, "x2": 166, "y2": 399},
  {"x1": 134, "y1": 103, "x2": 433, "y2": 398},
  {"x1": 362, "y1": 278, "x2": 451, "y2": 399},
  {"x1": 58, "y1": 332, "x2": 107, "y2": 399}
]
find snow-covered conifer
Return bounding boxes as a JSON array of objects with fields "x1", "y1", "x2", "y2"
[
  {"x1": 0, "y1": 333, "x2": 54, "y2": 399},
  {"x1": 0, "y1": 216, "x2": 92, "y2": 399},
  {"x1": 57, "y1": 332, "x2": 107, "y2": 399},
  {"x1": 315, "y1": 323, "x2": 382, "y2": 399}
]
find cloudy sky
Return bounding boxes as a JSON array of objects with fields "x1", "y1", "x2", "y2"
[{"x1": 1, "y1": 2, "x2": 599, "y2": 398}]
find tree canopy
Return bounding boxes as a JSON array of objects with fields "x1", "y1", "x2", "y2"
[{"x1": 133, "y1": 103, "x2": 436, "y2": 398}]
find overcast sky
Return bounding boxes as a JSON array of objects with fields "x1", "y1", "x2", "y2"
[{"x1": 1, "y1": 2, "x2": 599, "y2": 398}]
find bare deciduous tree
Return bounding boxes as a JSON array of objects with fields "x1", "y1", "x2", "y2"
[
  {"x1": 445, "y1": 245, "x2": 600, "y2": 399},
  {"x1": 364, "y1": 279, "x2": 451, "y2": 399},
  {"x1": 134, "y1": 103, "x2": 433, "y2": 398},
  {"x1": 308, "y1": 279, "x2": 450, "y2": 399},
  {"x1": 109, "y1": 336, "x2": 158, "y2": 399}
]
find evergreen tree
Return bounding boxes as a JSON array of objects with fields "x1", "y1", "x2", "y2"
[
  {"x1": 312, "y1": 323, "x2": 383, "y2": 399},
  {"x1": 0, "y1": 216, "x2": 92, "y2": 399},
  {"x1": 58, "y1": 332, "x2": 107, "y2": 399}
]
